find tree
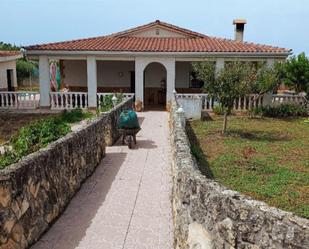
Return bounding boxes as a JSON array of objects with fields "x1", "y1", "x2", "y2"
[
  {"x1": 193, "y1": 61, "x2": 255, "y2": 134},
  {"x1": 279, "y1": 53, "x2": 309, "y2": 96},
  {"x1": 16, "y1": 59, "x2": 37, "y2": 84},
  {"x1": 249, "y1": 64, "x2": 279, "y2": 110}
]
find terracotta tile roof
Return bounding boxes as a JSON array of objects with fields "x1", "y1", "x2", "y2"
[
  {"x1": 26, "y1": 21, "x2": 290, "y2": 54},
  {"x1": 0, "y1": 50, "x2": 21, "y2": 57}
]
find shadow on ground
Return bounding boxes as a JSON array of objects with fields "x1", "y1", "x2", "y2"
[
  {"x1": 31, "y1": 152, "x2": 127, "y2": 249},
  {"x1": 186, "y1": 122, "x2": 214, "y2": 179},
  {"x1": 227, "y1": 129, "x2": 292, "y2": 142}
]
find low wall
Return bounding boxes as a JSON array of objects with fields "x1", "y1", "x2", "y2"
[
  {"x1": 0, "y1": 98, "x2": 133, "y2": 249},
  {"x1": 170, "y1": 102, "x2": 309, "y2": 249}
]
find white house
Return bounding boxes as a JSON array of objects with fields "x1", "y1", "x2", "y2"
[
  {"x1": 25, "y1": 20, "x2": 291, "y2": 110},
  {"x1": 0, "y1": 51, "x2": 22, "y2": 91}
]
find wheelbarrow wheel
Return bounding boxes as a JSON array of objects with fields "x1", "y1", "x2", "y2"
[{"x1": 127, "y1": 135, "x2": 133, "y2": 149}]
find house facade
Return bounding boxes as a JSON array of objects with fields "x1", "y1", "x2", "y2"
[
  {"x1": 0, "y1": 51, "x2": 22, "y2": 91},
  {"x1": 25, "y1": 20, "x2": 291, "y2": 109}
]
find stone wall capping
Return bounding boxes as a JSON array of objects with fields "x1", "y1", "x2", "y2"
[{"x1": 170, "y1": 101, "x2": 309, "y2": 249}]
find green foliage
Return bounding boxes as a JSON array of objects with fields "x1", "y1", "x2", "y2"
[
  {"x1": 276, "y1": 53, "x2": 309, "y2": 95},
  {"x1": 0, "y1": 109, "x2": 93, "y2": 169},
  {"x1": 250, "y1": 65, "x2": 279, "y2": 96},
  {"x1": 193, "y1": 61, "x2": 256, "y2": 133},
  {"x1": 192, "y1": 61, "x2": 216, "y2": 86},
  {"x1": 212, "y1": 104, "x2": 225, "y2": 115},
  {"x1": 16, "y1": 59, "x2": 37, "y2": 84},
  {"x1": 98, "y1": 93, "x2": 123, "y2": 113},
  {"x1": 257, "y1": 104, "x2": 308, "y2": 118},
  {"x1": 0, "y1": 42, "x2": 20, "y2": 51}
]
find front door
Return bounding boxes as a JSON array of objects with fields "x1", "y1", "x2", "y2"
[{"x1": 6, "y1": 70, "x2": 13, "y2": 91}]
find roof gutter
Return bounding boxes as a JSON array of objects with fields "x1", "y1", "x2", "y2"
[{"x1": 25, "y1": 50, "x2": 291, "y2": 59}]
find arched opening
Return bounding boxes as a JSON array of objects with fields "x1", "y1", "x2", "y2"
[{"x1": 143, "y1": 62, "x2": 167, "y2": 109}]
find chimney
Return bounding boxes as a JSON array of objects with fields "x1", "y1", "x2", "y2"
[{"x1": 233, "y1": 19, "x2": 247, "y2": 42}]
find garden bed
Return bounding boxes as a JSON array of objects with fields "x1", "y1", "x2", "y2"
[{"x1": 187, "y1": 115, "x2": 309, "y2": 218}]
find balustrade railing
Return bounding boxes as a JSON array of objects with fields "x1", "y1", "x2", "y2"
[
  {"x1": 175, "y1": 93, "x2": 306, "y2": 112},
  {"x1": 0, "y1": 92, "x2": 39, "y2": 109},
  {"x1": 50, "y1": 92, "x2": 88, "y2": 110},
  {"x1": 97, "y1": 93, "x2": 135, "y2": 107}
]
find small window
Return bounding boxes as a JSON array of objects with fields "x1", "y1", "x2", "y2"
[
  {"x1": 190, "y1": 72, "x2": 204, "y2": 88},
  {"x1": 156, "y1": 29, "x2": 160, "y2": 35}
]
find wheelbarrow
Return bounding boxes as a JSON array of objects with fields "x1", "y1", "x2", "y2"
[{"x1": 119, "y1": 128, "x2": 141, "y2": 149}]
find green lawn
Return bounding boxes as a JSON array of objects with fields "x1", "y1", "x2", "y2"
[{"x1": 187, "y1": 116, "x2": 309, "y2": 218}]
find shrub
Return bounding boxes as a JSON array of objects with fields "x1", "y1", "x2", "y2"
[
  {"x1": 0, "y1": 109, "x2": 93, "y2": 169},
  {"x1": 253, "y1": 104, "x2": 308, "y2": 118},
  {"x1": 99, "y1": 93, "x2": 123, "y2": 113},
  {"x1": 212, "y1": 104, "x2": 225, "y2": 115}
]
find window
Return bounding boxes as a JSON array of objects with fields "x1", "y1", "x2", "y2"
[{"x1": 189, "y1": 71, "x2": 204, "y2": 88}]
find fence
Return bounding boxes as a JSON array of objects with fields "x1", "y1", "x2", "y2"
[{"x1": 0, "y1": 92, "x2": 39, "y2": 109}]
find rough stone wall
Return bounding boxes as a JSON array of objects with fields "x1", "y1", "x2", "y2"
[
  {"x1": 170, "y1": 102, "x2": 309, "y2": 249},
  {"x1": 0, "y1": 98, "x2": 133, "y2": 249}
]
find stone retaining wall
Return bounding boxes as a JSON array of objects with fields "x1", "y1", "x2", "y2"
[
  {"x1": 0, "y1": 98, "x2": 133, "y2": 249},
  {"x1": 170, "y1": 102, "x2": 309, "y2": 249}
]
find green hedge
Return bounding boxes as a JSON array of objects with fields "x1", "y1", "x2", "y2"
[
  {"x1": 252, "y1": 104, "x2": 308, "y2": 118},
  {"x1": 0, "y1": 109, "x2": 93, "y2": 169}
]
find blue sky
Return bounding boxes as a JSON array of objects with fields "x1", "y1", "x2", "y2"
[{"x1": 1, "y1": 0, "x2": 308, "y2": 55}]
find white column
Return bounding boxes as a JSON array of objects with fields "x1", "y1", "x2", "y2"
[
  {"x1": 39, "y1": 55, "x2": 50, "y2": 107},
  {"x1": 87, "y1": 56, "x2": 97, "y2": 108},
  {"x1": 166, "y1": 58, "x2": 176, "y2": 103},
  {"x1": 135, "y1": 58, "x2": 144, "y2": 107},
  {"x1": 215, "y1": 58, "x2": 225, "y2": 74}
]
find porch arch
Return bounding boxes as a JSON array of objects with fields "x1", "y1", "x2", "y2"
[
  {"x1": 135, "y1": 57, "x2": 175, "y2": 109},
  {"x1": 143, "y1": 62, "x2": 167, "y2": 107}
]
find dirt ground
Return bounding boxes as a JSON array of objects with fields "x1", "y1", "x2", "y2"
[{"x1": 0, "y1": 113, "x2": 57, "y2": 144}]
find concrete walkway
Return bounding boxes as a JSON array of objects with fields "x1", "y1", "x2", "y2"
[{"x1": 31, "y1": 111, "x2": 174, "y2": 249}]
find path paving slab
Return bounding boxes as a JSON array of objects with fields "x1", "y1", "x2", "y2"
[{"x1": 31, "y1": 111, "x2": 174, "y2": 249}]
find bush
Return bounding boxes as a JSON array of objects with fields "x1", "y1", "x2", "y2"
[
  {"x1": 212, "y1": 104, "x2": 225, "y2": 115},
  {"x1": 98, "y1": 93, "x2": 123, "y2": 113},
  {"x1": 253, "y1": 104, "x2": 308, "y2": 118},
  {"x1": 0, "y1": 109, "x2": 93, "y2": 169}
]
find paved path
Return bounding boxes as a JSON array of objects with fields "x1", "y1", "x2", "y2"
[{"x1": 31, "y1": 111, "x2": 174, "y2": 249}]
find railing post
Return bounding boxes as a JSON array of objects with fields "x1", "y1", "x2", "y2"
[{"x1": 176, "y1": 106, "x2": 186, "y2": 128}]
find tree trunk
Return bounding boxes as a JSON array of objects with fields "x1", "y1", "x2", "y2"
[{"x1": 222, "y1": 111, "x2": 228, "y2": 135}]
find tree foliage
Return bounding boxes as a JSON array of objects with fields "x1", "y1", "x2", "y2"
[
  {"x1": 193, "y1": 61, "x2": 257, "y2": 134},
  {"x1": 277, "y1": 52, "x2": 309, "y2": 95}
]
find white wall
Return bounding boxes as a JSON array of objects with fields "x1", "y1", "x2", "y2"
[
  {"x1": 97, "y1": 61, "x2": 134, "y2": 87},
  {"x1": 63, "y1": 60, "x2": 87, "y2": 87},
  {"x1": 0, "y1": 60, "x2": 17, "y2": 90},
  {"x1": 63, "y1": 60, "x2": 134, "y2": 87}
]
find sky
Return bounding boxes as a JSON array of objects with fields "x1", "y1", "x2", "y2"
[{"x1": 0, "y1": 0, "x2": 308, "y2": 55}]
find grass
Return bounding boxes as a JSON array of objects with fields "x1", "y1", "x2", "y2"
[
  {"x1": 187, "y1": 116, "x2": 309, "y2": 218},
  {"x1": 0, "y1": 109, "x2": 93, "y2": 169}
]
